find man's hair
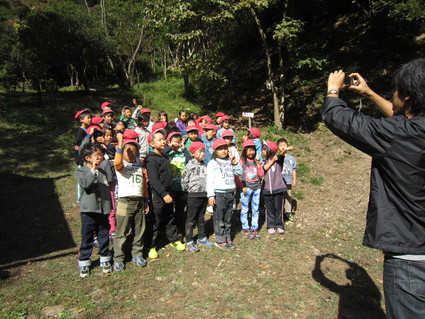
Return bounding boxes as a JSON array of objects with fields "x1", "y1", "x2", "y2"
[
  {"x1": 394, "y1": 59, "x2": 425, "y2": 117},
  {"x1": 81, "y1": 143, "x2": 103, "y2": 163},
  {"x1": 78, "y1": 111, "x2": 91, "y2": 121}
]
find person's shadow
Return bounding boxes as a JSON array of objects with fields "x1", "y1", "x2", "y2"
[{"x1": 312, "y1": 254, "x2": 385, "y2": 319}]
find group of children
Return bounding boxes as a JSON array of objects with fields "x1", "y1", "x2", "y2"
[{"x1": 74, "y1": 101, "x2": 297, "y2": 278}]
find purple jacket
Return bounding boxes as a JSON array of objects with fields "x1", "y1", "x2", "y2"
[{"x1": 262, "y1": 155, "x2": 287, "y2": 195}]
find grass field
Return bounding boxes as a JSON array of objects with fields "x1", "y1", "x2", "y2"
[{"x1": 0, "y1": 85, "x2": 385, "y2": 318}]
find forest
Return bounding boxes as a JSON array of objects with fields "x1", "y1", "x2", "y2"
[{"x1": 0, "y1": 0, "x2": 424, "y2": 129}]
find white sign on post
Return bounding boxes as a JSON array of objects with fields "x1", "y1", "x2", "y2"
[
  {"x1": 242, "y1": 112, "x2": 254, "y2": 118},
  {"x1": 242, "y1": 112, "x2": 254, "y2": 128}
]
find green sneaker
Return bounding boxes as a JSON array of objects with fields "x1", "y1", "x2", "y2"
[
  {"x1": 170, "y1": 240, "x2": 186, "y2": 251},
  {"x1": 148, "y1": 248, "x2": 158, "y2": 259}
]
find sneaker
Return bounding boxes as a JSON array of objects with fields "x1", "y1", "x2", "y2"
[
  {"x1": 79, "y1": 266, "x2": 90, "y2": 278},
  {"x1": 242, "y1": 229, "x2": 254, "y2": 239},
  {"x1": 251, "y1": 228, "x2": 260, "y2": 239},
  {"x1": 285, "y1": 212, "x2": 295, "y2": 222},
  {"x1": 93, "y1": 235, "x2": 99, "y2": 248},
  {"x1": 277, "y1": 228, "x2": 285, "y2": 234},
  {"x1": 197, "y1": 237, "x2": 213, "y2": 247},
  {"x1": 214, "y1": 242, "x2": 230, "y2": 249},
  {"x1": 268, "y1": 228, "x2": 276, "y2": 234},
  {"x1": 132, "y1": 256, "x2": 147, "y2": 267},
  {"x1": 170, "y1": 240, "x2": 186, "y2": 251},
  {"x1": 148, "y1": 248, "x2": 159, "y2": 259},
  {"x1": 226, "y1": 241, "x2": 236, "y2": 249},
  {"x1": 113, "y1": 261, "x2": 125, "y2": 272},
  {"x1": 186, "y1": 241, "x2": 200, "y2": 253},
  {"x1": 100, "y1": 261, "x2": 112, "y2": 274}
]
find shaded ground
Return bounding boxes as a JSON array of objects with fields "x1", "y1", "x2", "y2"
[{"x1": 0, "y1": 92, "x2": 384, "y2": 318}]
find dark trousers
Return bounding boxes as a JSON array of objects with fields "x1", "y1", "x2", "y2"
[
  {"x1": 171, "y1": 190, "x2": 187, "y2": 238},
  {"x1": 79, "y1": 212, "x2": 110, "y2": 261},
  {"x1": 185, "y1": 196, "x2": 208, "y2": 242},
  {"x1": 150, "y1": 192, "x2": 181, "y2": 248},
  {"x1": 213, "y1": 192, "x2": 234, "y2": 243},
  {"x1": 263, "y1": 193, "x2": 284, "y2": 229}
]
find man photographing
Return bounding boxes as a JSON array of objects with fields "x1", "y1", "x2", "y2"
[{"x1": 322, "y1": 59, "x2": 425, "y2": 318}]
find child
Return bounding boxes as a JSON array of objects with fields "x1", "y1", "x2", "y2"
[
  {"x1": 135, "y1": 114, "x2": 151, "y2": 161},
  {"x1": 217, "y1": 116, "x2": 235, "y2": 143},
  {"x1": 236, "y1": 139, "x2": 264, "y2": 239},
  {"x1": 158, "y1": 111, "x2": 168, "y2": 123},
  {"x1": 221, "y1": 130, "x2": 240, "y2": 162},
  {"x1": 202, "y1": 124, "x2": 217, "y2": 164},
  {"x1": 262, "y1": 141, "x2": 287, "y2": 234},
  {"x1": 207, "y1": 138, "x2": 243, "y2": 249},
  {"x1": 120, "y1": 106, "x2": 137, "y2": 130},
  {"x1": 186, "y1": 117, "x2": 196, "y2": 127},
  {"x1": 175, "y1": 110, "x2": 187, "y2": 135},
  {"x1": 243, "y1": 128, "x2": 262, "y2": 160},
  {"x1": 113, "y1": 134, "x2": 150, "y2": 271},
  {"x1": 145, "y1": 129, "x2": 185, "y2": 259},
  {"x1": 75, "y1": 143, "x2": 114, "y2": 277},
  {"x1": 74, "y1": 108, "x2": 92, "y2": 165},
  {"x1": 181, "y1": 141, "x2": 213, "y2": 252},
  {"x1": 277, "y1": 138, "x2": 297, "y2": 222},
  {"x1": 164, "y1": 131, "x2": 191, "y2": 236},
  {"x1": 184, "y1": 125, "x2": 201, "y2": 150},
  {"x1": 102, "y1": 109, "x2": 116, "y2": 130}
]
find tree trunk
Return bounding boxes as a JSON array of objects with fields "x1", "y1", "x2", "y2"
[
  {"x1": 250, "y1": 6, "x2": 283, "y2": 129},
  {"x1": 126, "y1": 26, "x2": 145, "y2": 87}
]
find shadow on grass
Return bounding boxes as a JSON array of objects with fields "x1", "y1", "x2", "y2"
[
  {"x1": 0, "y1": 173, "x2": 76, "y2": 266},
  {"x1": 312, "y1": 254, "x2": 385, "y2": 319}
]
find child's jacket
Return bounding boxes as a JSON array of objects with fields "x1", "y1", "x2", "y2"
[
  {"x1": 181, "y1": 159, "x2": 207, "y2": 197},
  {"x1": 76, "y1": 160, "x2": 114, "y2": 214},
  {"x1": 262, "y1": 155, "x2": 287, "y2": 195},
  {"x1": 145, "y1": 151, "x2": 172, "y2": 197},
  {"x1": 206, "y1": 158, "x2": 242, "y2": 198}
]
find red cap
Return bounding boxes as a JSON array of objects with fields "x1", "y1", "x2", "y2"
[
  {"x1": 186, "y1": 125, "x2": 199, "y2": 133},
  {"x1": 74, "y1": 108, "x2": 90, "y2": 119},
  {"x1": 220, "y1": 115, "x2": 230, "y2": 122},
  {"x1": 189, "y1": 141, "x2": 205, "y2": 153},
  {"x1": 100, "y1": 102, "x2": 111, "y2": 110},
  {"x1": 86, "y1": 125, "x2": 101, "y2": 134},
  {"x1": 264, "y1": 140, "x2": 278, "y2": 152},
  {"x1": 215, "y1": 112, "x2": 226, "y2": 117},
  {"x1": 102, "y1": 109, "x2": 114, "y2": 116},
  {"x1": 242, "y1": 139, "x2": 256, "y2": 149},
  {"x1": 212, "y1": 138, "x2": 228, "y2": 150},
  {"x1": 201, "y1": 116, "x2": 213, "y2": 124},
  {"x1": 152, "y1": 121, "x2": 167, "y2": 133},
  {"x1": 221, "y1": 130, "x2": 234, "y2": 138},
  {"x1": 91, "y1": 116, "x2": 104, "y2": 125},
  {"x1": 141, "y1": 108, "x2": 151, "y2": 113},
  {"x1": 167, "y1": 131, "x2": 182, "y2": 141},
  {"x1": 123, "y1": 129, "x2": 140, "y2": 140},
  {"x1": 204, "y1": 124, "x2": 217, "y2": 131},
  {"x1": 123, "y1": 139, "x2": 140, "y2": 149},
  {"x1": 248, "y1": 127, "x2": 261, "y2": 138}
]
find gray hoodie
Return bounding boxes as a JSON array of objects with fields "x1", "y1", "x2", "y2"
[{"x1": 181, "y1": 159, "x2": 207, "y2": 197}]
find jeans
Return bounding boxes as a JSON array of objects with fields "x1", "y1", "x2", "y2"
[
  {"x1": 79, "y1": 212, "x2": 111, "y2": 267},
  {"x1": 263, "y1": 193, "x2": 284, "y2": 229},
  {"x1": 384, "y1": 256, "x2": 425, "y2": 319},
  {"x1": 213, "y1": 192, "x2": 234, "y2": 243},
  {"x1": 113, "y1": 197, "x2": 146, "y2": 262},
  {"x1": 240, "y1": 188, "x2": 261, "y2": 230},
  {"x1": 185, "y1": 196, "x2": 208, "y2": 242}
]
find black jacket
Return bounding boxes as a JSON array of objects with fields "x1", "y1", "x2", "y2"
[
  {"x1": 323, "y1": 97, "x2": 425, "y2": 254},
  {"x1": 145, "y1": 151, "x2": 172, "y2": 198}
]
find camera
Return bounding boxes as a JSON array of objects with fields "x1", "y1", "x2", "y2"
[{"x1": 343, "y1": 76, "x2": 355, "y2": 88}]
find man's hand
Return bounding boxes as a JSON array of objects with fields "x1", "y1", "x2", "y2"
[
  {"x1": 208, "y1": 197, "x2": 215, "y2": 206},
  {"x1": 348, "y1": 73, "x2": 372, "y2": 97},
  {"x1": 242, "y1": 187, "x2": 247, "y2": 195},
  {"x1": 327, "y1": 70, "x2": 345, "y2": 92},
  {"x1": 163, "y1": 194, "x2": 173, "y2": 203}
]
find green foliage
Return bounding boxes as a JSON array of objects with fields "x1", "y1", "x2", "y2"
[
  {"x1": 371, "y1": 0, "x2": 425, "y2": 21},
  {"x1": 132, "y1": 78, "x2": 200, "y2": 119}
]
